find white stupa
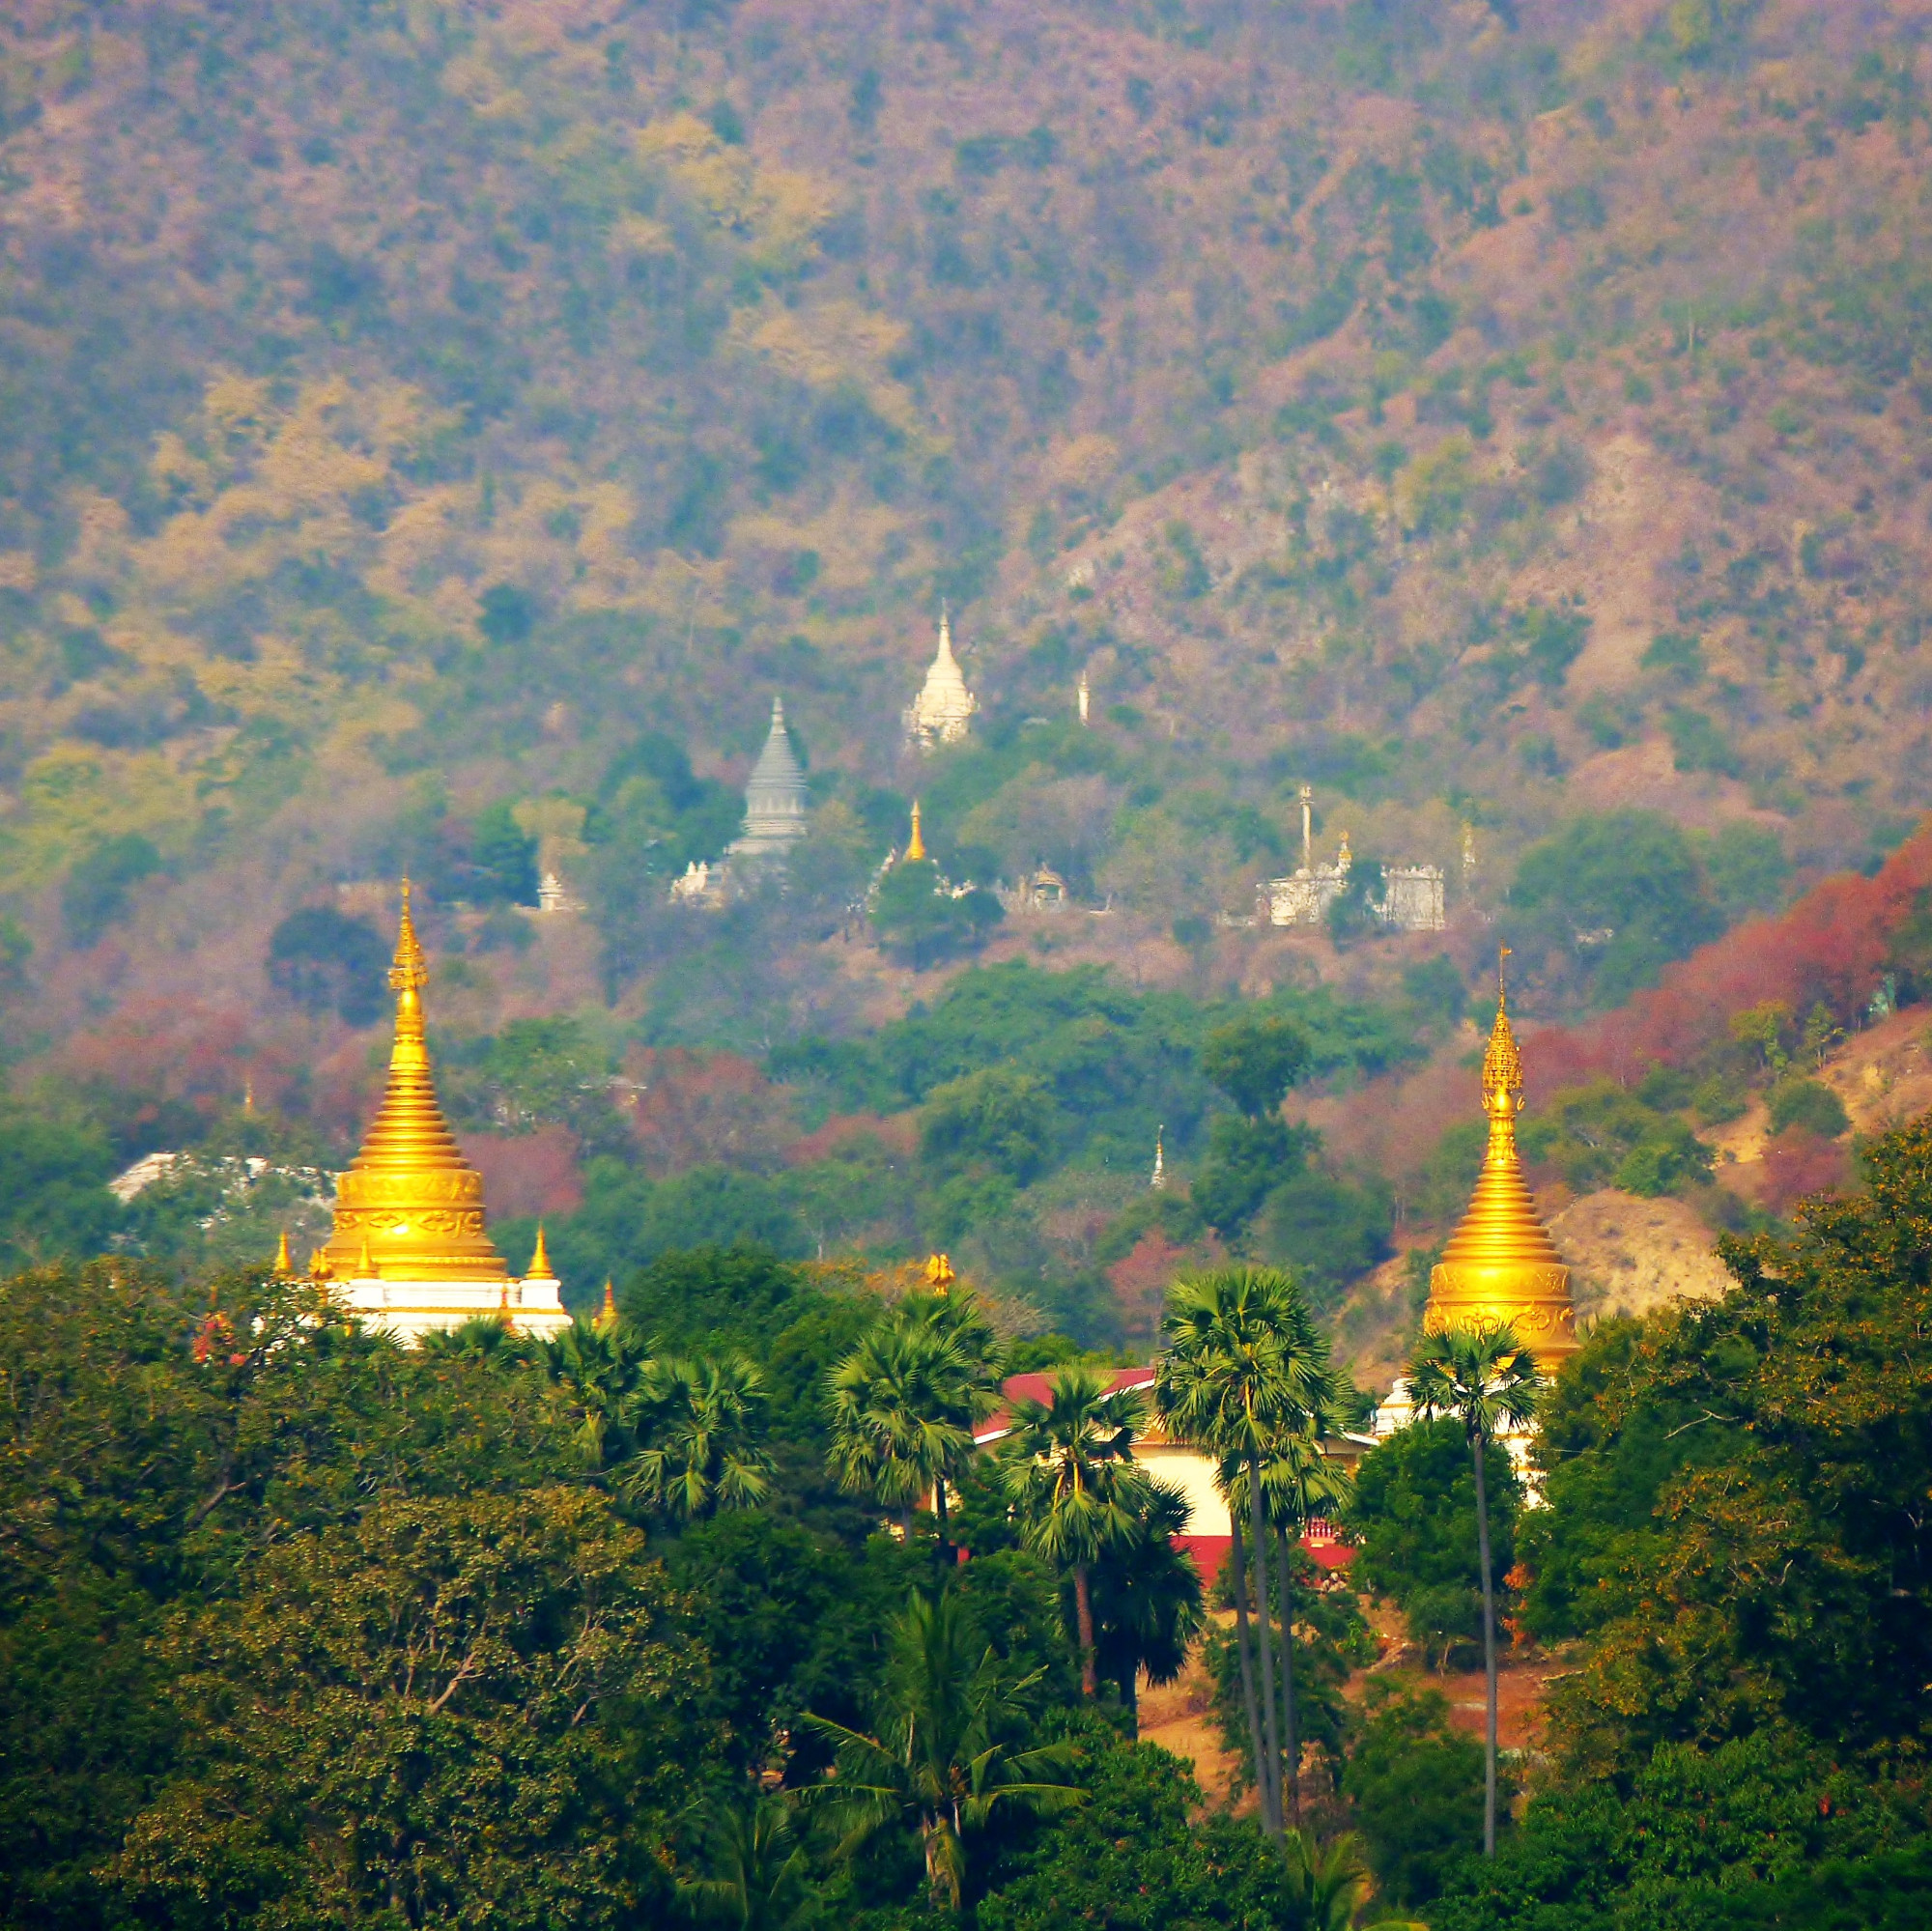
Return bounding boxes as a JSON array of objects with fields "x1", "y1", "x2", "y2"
[
  {"x1": 904, "y1": 606, "x2": 978, "y2": 752},
  {"x1": 728, "y1": 695, "x2": 810, "y2": 867}
]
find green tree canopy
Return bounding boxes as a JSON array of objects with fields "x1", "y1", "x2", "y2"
[
  {"x1": 110, "y1": 1488, "x2": 698, "y2": 1927},
  {"x1": 1199, "y1": 1013, "x2": 1314, "y2": 1121}
]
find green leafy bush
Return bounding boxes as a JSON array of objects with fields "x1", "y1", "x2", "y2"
[
  {"x1": 1767, "y1": 1077, "x2": 1850, "y2": 1140},
  {"x1": 1348, "y1": 1416, "x2": 1520, "y2": 1668},
  {"x1": 267, "y1": 906, "x2": 388, "y2": 1025},
  {"x1": 1342, "y1": 1683, "x2": 1490, "y2": 1906},
  {"x1": 63, "y1": 834, "x2": 162, "y2": 947}
]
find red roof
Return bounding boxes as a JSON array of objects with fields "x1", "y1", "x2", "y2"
[{"x1": 975, "y1": 1366, "x2": 1156, "y2": 1446}]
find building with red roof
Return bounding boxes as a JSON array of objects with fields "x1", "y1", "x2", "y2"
[{"x1": 973, "y1": 1366, "x2": 1361, "y2": 1582}]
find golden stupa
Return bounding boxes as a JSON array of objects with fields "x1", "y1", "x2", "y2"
[
  {"x1": 1424, "y1": 954, "x2": 1577, "y2": 1369},
  {"x1": 312, "y1": 884, "x2": 570, "y2": 1343},
  {"x1": 318, "y1": 880, "x2": 507, "y2": 1285}
]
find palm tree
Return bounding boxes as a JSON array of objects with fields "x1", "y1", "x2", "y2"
[
  {"x1": 533, "y1": 1314, "x2": 654, "y2": 1469},
  {"x1": 799, "y1": 1590, "x2": 1082, "y2": 1911},
  {"x1": 1001, "y1": 1365, "x2": 1153, "y2": 1697},
  {"x1": 628, "y1": 1354, "x2": 775, "y2": 1521},
  {"x1": 1281, "y1": 1830, "x2": 1427, "y2": 1931},
  {"x1": 1407, "y1": 1321, "x2": 1539, "y2": 1858},
  {"x1": 419, "y1": 1314, "x2": 536, "y2": 1370},
  {"x1": 1087, "y1": 1477, "x2": 1205, "y2": 1717},
  {"x1": 825, "y1": 1312, "x2": 992, "y2": 1550},
  {"x1": 677, "y1": 1796, "x2": 810, "y2": 1930},
  {"x1": 1226, "y1": 1411, "x2": 1354, "y2": 1827},
  {"x1": 1157, "y1": 1266, "x2": 1336, "y2": 1837}
]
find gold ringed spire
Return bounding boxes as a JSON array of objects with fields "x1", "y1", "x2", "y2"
[{"x1": 1424, "y1": 951, "x2": 1577, "y2": 1368}]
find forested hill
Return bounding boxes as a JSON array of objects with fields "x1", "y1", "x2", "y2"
[
  {"x1": 4, "y1": 2, "x2": 1932, "y2": 996},
  {"x1": 7, "y1": 1, "x2": 1932, "y2": 1323}
]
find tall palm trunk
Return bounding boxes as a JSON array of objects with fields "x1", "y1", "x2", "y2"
[
  {"x1": 1472, "y1": 1433, "x2": 1498, "y2": 1857},
  {"x1": 1274, "y1": 1521, "x2": 1300, "y2": 1830},
  {"x1": 1225, "y1": 1515, "x2": 1273, "y2": 1831},
  {"x1": 1073, "y1": 1562, "x2": 1098, "y2": 1698},
  {"x1": 933, "y1": 1477, "x2": 952, "y2": 1566},
  {"x1": 1245, "y1": 1452, "x2": 1285, "y2": 1838}
]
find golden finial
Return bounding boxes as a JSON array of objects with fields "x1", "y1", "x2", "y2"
[
  {"x1": 1482, "y1": 949, "x2": 1523, "y2": 1121},
  {"x1": 599, "y1": 1278, "x2": 617, "y2": 1327},
  {"x1": 498, "y1": 1281, "x2": 514, "y2": 1325},
  {"x1": 356, "y1": 1229, "x2": 375, "y2": 1278},
  {"x1": 391, "y1": 877, "x2": 427, "y2": 987},
  {"x1": 1425, "y1": 942, "x2": 1576, "y2": 1369},
  {"x1": 905, "y1": 800, "x2": 927, "y2": 864},
  {"x1": 924, "y1": 1252, "x2": 954, "y2": 1292},
  {"x1": 309, "y1": 1247, "x2": 330, "y2": 1280},
  {"x1": 526, "y1": 1224, "x2": 554, "y2": 1280},
  {"x1": 273, "y1": 1229, "x2": 292, "y2": 1275},
  {"x1": 388, "y1": 877, "x2": 430, "y2": 1073}
]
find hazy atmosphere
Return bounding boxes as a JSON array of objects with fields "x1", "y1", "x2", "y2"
[{"x1": 2, "y1": 2, "x2": 1930, "y2": 1926}]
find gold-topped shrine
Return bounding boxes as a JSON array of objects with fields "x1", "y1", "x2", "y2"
[
  {"x1": 313, "y1": 884, "x2": 571, "y2": 1344},
  {"x1": 1423, "y1": 963, "x2": 1577, "y2": 1370}
]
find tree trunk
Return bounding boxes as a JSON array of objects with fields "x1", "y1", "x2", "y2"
[
  {"x1": 1275, "y1": 1522, "x2": 1300, "y2": 1830},
  {"x1": 1074, "y1": 1563, "x2": 1098, "y2": 1698},
  {"x1": 933, "y1": 1474, "x2": 952, "y2": 1566},
  {"x1": 1473, "y1": 1432, "x2": 1498, "y2": 1858},
  {"x1": 1226, "y1": 1514, "x2": 1272, "y2": 1830},
  {"x1": 1245, "y1": 1454, "x2": 1284, "y2": 1838}
]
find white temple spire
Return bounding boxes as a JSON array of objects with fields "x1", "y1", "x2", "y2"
[{"x1": 904, "y1": 606, "x2": 978, "y2": 752}]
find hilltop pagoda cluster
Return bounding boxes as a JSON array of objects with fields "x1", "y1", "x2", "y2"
[{"x1": 669, "y1": 611, "x2": 978, "y2": 909}]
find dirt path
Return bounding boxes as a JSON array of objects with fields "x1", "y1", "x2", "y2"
[
  {"x1": 1136, "y1": 1619, "x2": 1249, "y2": 1812},
  {"x1": 1136, "y1": 1596, "x2": 1567, "y2": 1814}
]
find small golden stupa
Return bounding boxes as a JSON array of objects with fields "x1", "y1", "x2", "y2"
[
  {"x1": 314, "y1": 883, "x2": 570, "y2": 1344},
  {"x1": 904, "y1": 799, "x2": 927, "y2": 864},
  {"x1": 1424, "y1": 952, "x2": 1577, "y2": 1370}
]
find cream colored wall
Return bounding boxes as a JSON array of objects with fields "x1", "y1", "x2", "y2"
[
  {"x1": 1137, "y1": 1439, "x2": 1231, "y2": 1539},
  {"x1": 337, "y1": 1276, "x2": 574, "y2": 1346}
]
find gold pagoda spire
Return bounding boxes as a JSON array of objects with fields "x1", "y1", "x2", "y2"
[
  {"x1": 1424, "y1": 950, "x2": 1577, "y2": 1369},
  {"x1": 527, "y1": 1225, "x2": 554, "y2": 1280},
  {"x1": 905, "y1": 799, "x2": 927, "y2": 864},
  {"x1": 273, "y1": 1229, "x2": 292, "y2": 1275},
  {"x1": 320, "y1": 882, "x2": 508, "y2": 1284},
  {"x1": 599, "y1": 1278, "x2": 618, "y2": 1328}
]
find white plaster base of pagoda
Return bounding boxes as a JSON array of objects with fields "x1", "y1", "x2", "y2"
[{"x1": 336, "y1": 1274, "x2": 574, "y2": 1346}]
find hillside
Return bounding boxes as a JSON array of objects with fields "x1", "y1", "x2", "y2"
[{"x1": 6, "y1": 1, "x2": 1932, "y2": 1332}]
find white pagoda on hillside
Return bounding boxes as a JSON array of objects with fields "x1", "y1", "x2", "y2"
[
  {"x1": 904, "y1": 606, "x2": 978, "y2": 752},
  {"x1": 728, "y1": 695, "x2": 811, "y2": 867}
]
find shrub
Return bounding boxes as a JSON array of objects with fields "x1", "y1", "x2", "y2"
[
  {"x1": 1349, "y1": 1418, "x2": 1520, "y2": 1659},
  {"x1": 1665, "y1": 705, "x2": 1743, "y2": 778},
  {"x1": 919, "y1": 1066, "x2": 1062, "y2": 1185},
  {"x1": 1342, "y1": 1683, "x2": 1491, "y2": 1905},
  {"x1": 267, "y1": 907, "x2": 390, "y2": 1026},
  {"x1": 1612, "y1": 1120, "x2": 1715, "y2": 1196},
  {"x1": 64, "y1": 834, "x2": 162, "y2": 947},
  {"x1": 1767, "y1": 1078, "x2": 1849, "y2": 1140},
  {"x1": 470, "y1": 800, "x2": 540, "y2": 906}
]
